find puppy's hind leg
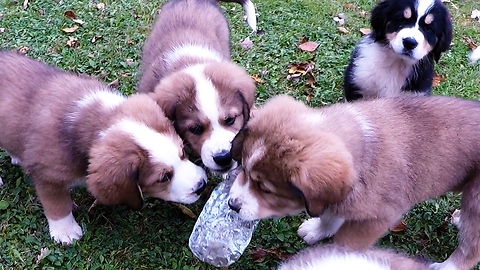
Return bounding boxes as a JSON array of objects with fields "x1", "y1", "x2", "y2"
[
  {"x1": 431, "y1": 179, "x2": 480, "y2": 270},
  {"x1": 298, "y1": 214, "x2": 345, "y2": 245},
  {"x1": 35, "y1": 179, "x2": 83, "y2": 244}
]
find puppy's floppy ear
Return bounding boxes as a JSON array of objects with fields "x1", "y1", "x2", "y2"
[
  {"x1": 231, "y1": 127, "x2": 248, "y2": 163},
  {"x1": 86, "y1": 138, "x2": 145, "y2": 210},
  {"x1": 289, "y1": 133, "x2": 356, "y2": 217},
  {"x1": 431, "y1": 12, "x2": 453, "y2": 62},
  {"x1": 370, "y1": 0, "x2": 391, "y2": 41},
  {"x1": 148, "y1": 89, "x2": 177, "y2": 120}
]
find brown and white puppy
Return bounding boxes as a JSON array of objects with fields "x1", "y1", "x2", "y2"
[
  {"x1": 228, "y1": 94, "x2": 480, "y2": 270},
  {"x1": 137, "y1": 0, "x2": 256, "y2": 173},
  {"x1": 278, "y1": 244, "x2": 429, "y2": 270},
  {"x1": 0, "y1": 51, "x2": 207, "y2": 244}
]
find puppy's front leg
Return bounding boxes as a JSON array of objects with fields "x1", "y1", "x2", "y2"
[
  {"x1": 333, "y1": 219, "x2": 390, "y2": 250},
  {"x1": 298, "y1": 214, "x2": 345, "y2": 245},
  {"x1": 35, "y1": 180, "x2": 83, "y2": 244}
]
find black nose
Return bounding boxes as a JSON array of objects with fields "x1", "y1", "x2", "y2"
[
  {"x1": 194, "y1": 180, "x2": 207, "y2": 195},
  {"x1": 403, "y1": 37, "x2": 418, "y2": 50},
  {"x1": 213, "y1": 150, "x2": 232, "y2": 167},
  {"x1": 228, "y1": 198, "x2": 241, "y2": 213}
]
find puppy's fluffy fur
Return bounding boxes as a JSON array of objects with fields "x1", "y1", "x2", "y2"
[
  {"x1": 137, "y1": 0, "x2": 256, "y2": 173},
  {"x1": 0, "y1": 51, "x2": 207, "y2": 244},
  {"x1": 343, "y1": 0, "x2": 452, "y2": 101},
  {"x1": 278, "y1": 244, "x2": 429, "y2": 270},
  {"x1": 228, "y1": 95, "x2": 480, "y2": 270}
]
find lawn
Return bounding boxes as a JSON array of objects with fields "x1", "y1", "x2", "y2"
[{"x1": 1, "y1": 0, "x2": 480, "y2": 269}]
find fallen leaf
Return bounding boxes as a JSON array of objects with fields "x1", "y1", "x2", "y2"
[
  {"x1": 23, "y1": 0, "x2": 29, "y2": 10},
  {"x1": 64, "y1": 10, "x2": 77, "y2": 20},
  {"x1": 359, "y1": 28, "x2": 372, "y2": 36},
  {"x1": 87, "y1": 199, "x2": 98, "y2": 216},
  {"x1": 17, "y1": 46, "x2": 29, "y2": 54},
  {"x1": 91, "y1": 35, "x2": 103, "y2": 43},
  {"x1": 62, "y1": 25, "x2": 79, "y2": 33},
  {"x1": 249, "y1": 247, "x2": 293, "y2": 263},
  {"x1": 127, "y1": 39, "x2": 134, "y2": 45},
  {"x1": 298, "y1": 41, "x2": 319, "y2": 52},
  {"x1": 389, "y1": 220, "x2": 407, "y2": 232},
  {"x1": 250, "y1": 74, "x2": 264, "y2": 84},
  {"x1": 72, "y1": 18, "x2": 85, "y2": 25},
  {"x1": 299, "y1": 36, "x2": 309, "y2": 44},
  {"x1": 337, "y1": 27, "x2": 349, "y2": 34},
  {"x1": 96, "y1": 3, "x2": 106, "y2": 10},
  {"x1": 432, "y1": 72, "x2": 446, "y2": 87},
  {"x1": 172, "y1": 202, "x2": 197, "y2": 219},
  {"x1": 108, "y1": 79, "x2": 119, "y2": 88},
  {"x1": 306, "y1": 73, "x2": 315, "y2": 88},
  {"x1": 35, "y1": 248, "x2": 50, "y2": 265},
  {"x1": 463, "y1": 37, "x2": 478, "y2": 50},
  {"x1": 343, "y1": 3, "x2": 356, "y2": 9},
  {"x1": 125, "y1": 58, "x2": 134, "y2": 66},
  {"x1": 66, "y1": 37, "x2": 79, "y2": 48},
  {"x1": 240, "y1": 37, "x2": 253, "y2": 49},
  {"x1": 287, "y1": 62, "x2": 314, "y2": 80}
]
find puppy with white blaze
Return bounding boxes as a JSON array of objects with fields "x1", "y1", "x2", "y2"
[
  {"x1": 137, "y1": 0, "x2": 256, "y2": 174},
  {"x1": 0, "y1": 51, "x2": 207, "y2": 244},
  {"x1": 343, "y1": 0, "x2": 452, "y2": 101}
]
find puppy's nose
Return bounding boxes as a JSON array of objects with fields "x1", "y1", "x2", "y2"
[
  {"x1": 403, "y1": 37, "x2": 418, "y2": 50},
  {"x1": 194, "y1": 180, "x2": 207, "y2": 195},
  {"x1": 228, "y1": 198, "x2": 241, "y2": 213},
  {"x1": 213, "y1": 150, "x2": 232, "y2": 167}
]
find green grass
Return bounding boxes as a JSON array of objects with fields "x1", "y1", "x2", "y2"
[{"x1": 1, "y1": 0, "x2": 480, "y2": 269}]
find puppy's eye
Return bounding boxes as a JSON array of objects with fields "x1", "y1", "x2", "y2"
[
  {"x1": 189, "y1": 125, "x2": 204, "y2": 135},
  {"x1": 225, "y1": 116, "x2": 236, "y2": 126},
  {"x1": 159, "y1": 172, "x2": 173, "y2": 183},
  {"x1": 257, "y1": 182, "x2": 272, "y2": 194},
  {"x1": 424, "y1": 25, "x2": 433, "y2": 32}
]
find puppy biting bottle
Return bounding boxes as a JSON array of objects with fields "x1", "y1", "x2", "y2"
[{"x1": 189, "y1": 168, "x2": 259, "y2": 267}]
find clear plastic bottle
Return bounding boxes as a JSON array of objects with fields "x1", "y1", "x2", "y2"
[{"x1": 189, "y1": 168, "x2": 259, "y2": 267}]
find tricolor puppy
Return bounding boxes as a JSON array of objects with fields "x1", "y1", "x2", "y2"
[
  {"x1": 0, "y1": 51, "x2": 207, "y2": 244},
  {"x1": 137, "y1": 0, "x2": 256, "y2": 173},
  {"x1": 278, "y1": 244, "x2": 429, "y2": 270},
  {"x1": 228, "y1": 95, "x2": 480, "y2": 270},
  {"x1": 343, "y1": 0, "x2": 452, "y2": 101}
]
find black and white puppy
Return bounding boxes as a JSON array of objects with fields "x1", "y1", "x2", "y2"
[{"x1": 343, "y1": 0, "x2": 452, "y2": 101}]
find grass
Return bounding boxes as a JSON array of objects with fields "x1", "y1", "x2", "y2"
[{"x1": 1, "y1": 0, "x2": 480, "y2": 269}]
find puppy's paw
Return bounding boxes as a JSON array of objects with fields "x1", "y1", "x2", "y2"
[
  {"x1": 430, "y1": 261, "x2": 457, "y2": 270},
  {"x1": 47, "y1": 212, "x2": 83, "y2": 245},
  {"x1": 298, "y1": 218, "x2": 326, "y2": 245}
]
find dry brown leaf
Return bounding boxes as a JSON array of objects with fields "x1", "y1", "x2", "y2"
[
  {"x1": 337, "y1": 27, "x2": 349, "y2": 34},
  {"x1": 359, "y1": 28, "x2": 372, "y2": 36},
  {"x1": 249, "y1": 247, "x2": 293, "y2": 263},
  {"x1": 62, "y1": 25, "x2": 79, "y2": 33},
  {"x1": 306, "y1": 73, "x2": 315, "y2": 88},
  {"x1": 240, "y1": 37, "x2": 253, "y2": 49},
  {"x1": 343, "y1": 3, "x2": 356, "y2": 9},
  {"x1": 172, "y1": 202, "x2": 197, "y2": 219},
  {"x1": 287, "y1": 62, "x2": 314, "y2": 80},
  {"x1": 298, "y1": 41, "x2": 319, "y2": 52},
  {"x1": 66, "y1": 37, "x2": 79, "y2": 48},
  {"x1": 108, "y1": 79, "x2": 119, "y2": 88},
  {"x1": 389, "y1": 220, "x2": 407, "y2": 232},
  {"x1": 463, "y1": 37, "x2": 478, "y2": 50},
  {"x1": 250, "y1": 74, "x2": 264, "y2": 84},
  {"x1": 17, "y1": 46, "x2": 30, "y2": 54},
  {"x1": 64, "y1": 10, "x2": 76, "y2": 19},
  {"x1": 432, "y1": 72, "x2": 446, "y2": 87}
]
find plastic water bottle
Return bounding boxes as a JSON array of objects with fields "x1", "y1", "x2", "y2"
[{"x1": 189, "y1": 168, "x2": 259, "y2": 267}]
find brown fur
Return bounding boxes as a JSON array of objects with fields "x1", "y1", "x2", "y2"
[
  {"x1": 0, "y1": 51, "x2": 205, "y2": 243},
  {"x1": 229, "y1": 94, "x2": 480, "y2": 270},
  {"x1": 137, "y1": 0, "x2": 255, "y2": 171}
]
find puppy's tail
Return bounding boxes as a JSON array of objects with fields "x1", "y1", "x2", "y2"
[{"x1": 219, "y1": 0, "x2": 257, "y2": 31}]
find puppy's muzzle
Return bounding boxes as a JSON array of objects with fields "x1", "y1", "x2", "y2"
[
  {"x1": 402, "y1": 37, "x2": 418, "y2": 50},
  {"x1": 213, "y1": 150, "x2": 233, "y2": 168},
  {"x1": 228, "y1": 198, "x2": 241, "y2": 213},
  {"x1": 194, "y1": 179, "x2": 207, "y2": 195}
]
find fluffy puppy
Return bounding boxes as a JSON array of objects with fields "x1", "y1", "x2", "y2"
[
  {"x1": 278, "y1": 244, "x2": 429, "y2": 270},
  {"x1": 228, "y1": 95, "x2": 480, "y2": 270},
  {"x1": 0, "y1": 51, "x2": 207, "y2": 244},
  {"x1": 137, "y1": 0, "x2": 256, "y2": 173},
  {"x1": 343, "y1": 0, "x2": 452, "y2": 101}
]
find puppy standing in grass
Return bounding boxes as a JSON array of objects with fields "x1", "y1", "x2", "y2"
[
  {"x1": 137, "y1": 0, "x2": 256, "y2": 173},
  {"x1": 0, "y1": 51, "x2": 207, "y2": 244},
  {"x1": 228, "y1": 95, "x2": 480, "y2": 270},
  {"x1": 343, "y1": 0, "x2": 452, "y2": 101}
]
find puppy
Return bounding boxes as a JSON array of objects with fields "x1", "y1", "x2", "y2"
[
  {"x1": 0, "y1": 51, "x2": 207, "y2": 244},
  {"x1": 137, "y1": 0, "x2": 256, "y2": 173},
  {"x1": 278, "y1": 244, "x2": 429, "y2": 270},
  {"x1": 228, "y1": 95, "x2": 480, "y2": 270},
  {"x1": 343, "y1": 0, "x2": 452, "y2": 101}
]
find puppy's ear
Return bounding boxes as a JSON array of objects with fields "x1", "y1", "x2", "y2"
[
  {"x1": 86, "y1": 138, "x2": 145, "y2": 210},
  {"x1": 290, "y1": 133, "x2": 356, "y2": 217},
  {"x1": 231, "y1": 127, "x2": 248, "y2": 163},
  {"x1": 432, "y1": 12, "x2": 453, "y2": 62},
  {"x1": 370, "y1": 0, "x2": 390, "y2": 41},
  {"x1": 148, "y1": 90, "x2": 177, "y2": 120}
]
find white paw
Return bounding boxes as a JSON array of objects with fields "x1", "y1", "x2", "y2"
[
  {"x1": 47, "y1": 212, "x2": 83, "y2": 245},
  {"x1": 298, "y1": 217, "x2": 326, "y2": 245},
  {"x1": 430, "y1": 261, "x2": 458, "y2": 270}
]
